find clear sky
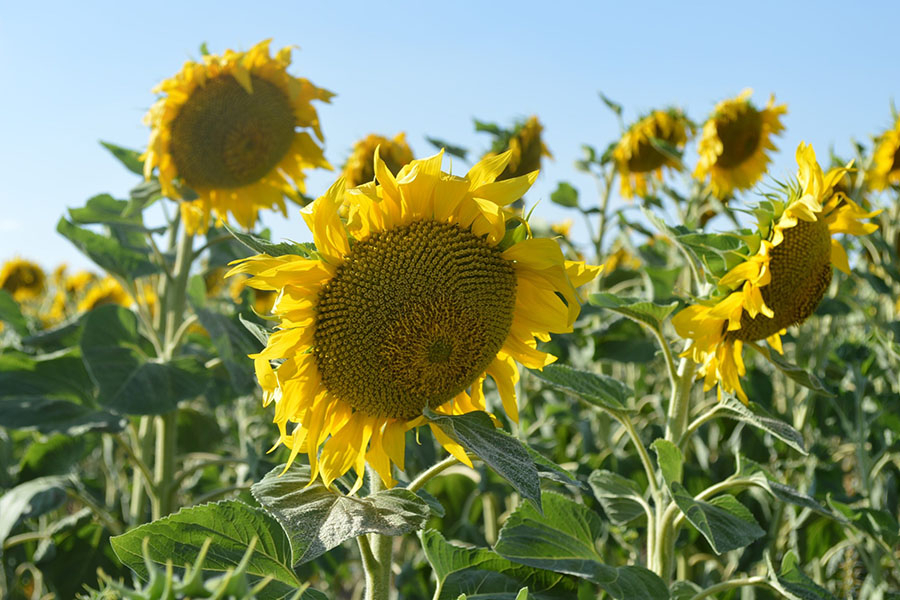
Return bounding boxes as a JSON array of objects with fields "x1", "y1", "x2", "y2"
[{"x1": 1, "y1": 0, "x2": 897, "y2": 271}]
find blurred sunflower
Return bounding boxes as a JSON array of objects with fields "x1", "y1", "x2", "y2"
[
  {"x1": 143, "y1": 39, "x2": 333, "y2": 234},
  {"x1": 694, "y1": 89, "x2": 786, "y2": 198},
  {"x1": 673, "y1": 143, "x2": 879, "y2": 402},
  {"x1": 78, "y1": 277, "x2": 158, "y2": 316},
  {"x1": 482, "y1": 116, "x2": 553, "y2": 182},
  {"x1": 1, "y1": 258, "x2": 46, "y2": 302},
  {"x1": 342, "y1": 133, "x2": 414, "y2": 188},
  {"x1": 869, "y1": 114, "x2": 900, "y2": 190},
  {"x1": 613, "y1": 109, "x2": 692, "y2": 198},
  {"x1": 229, "y1": 149, "x2": 600, "y2": 490}
]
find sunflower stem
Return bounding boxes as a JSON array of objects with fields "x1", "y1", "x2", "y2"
[
  {"x1": 407, "y1": 455, "x2": 459, "y2": 493},
  {"x1": 362, "y1": 465, "x2": 393, "y2": 600}
]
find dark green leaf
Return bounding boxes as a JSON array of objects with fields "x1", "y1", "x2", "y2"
[
  {"x1": 736, "y1": 456, "x2": 837, "y2": 520},
  {"x1": 588, "y1": 470, "x2": 647, "y2": 525},
  {"x1": 589, "y1": 293, "x2": 678, "y2": 333},
  {"x1": 529, "y1": 364, "x2": 632, "y2": 413},
  {"x1": 69, "y1": 194, "x2": 137, "y2": 226},
  {"x1": 769, "y1": 551, "x2": 840, "y2": 600},
  {"x1": 669, "y1": 581, "x2": 702, "y2": 600},
  {"x1": 421, "y1": 529, "x2": 576, "y2": 600},
  {"x1": 550, "y1": 182, "x2": 579, "y2": 208},
  {"x1": 526, "y1": 446, "x2": 580, "y2": 488},
  {"x1": 0, "y1": 290, "x2": 29, "y2": 336},
  {"x1": 100, "y1": 140, "x2": 144, "y2": 175},
  {"x1": 194, "y1": 308, "x2": 260, "y2": 394},
  {"x1": 718, "y1": 395, "x2": 807, "y2": 454},
  {"x1": 425, "y1": 137, "x2": 468, "y2": 160},
  {"x1": 0, "y1": 395, "x2": 126, "y2": 435},
  {"x1": 650, "y1": 439, "x2": 683, "y2": 488},
  {"x1": 19, "y1": 434, "x2": 86, "y2": 478},
  {"x1": 80, "y1": 305, "x2": 208, "y2": 414},
  {"x1": 494, "y1": 492, "x2": 668, "y2": 599},
  {"x1": 225, "y1": 224, "x2": 315, "y2": 258},
  {"x1": 751, "y1": 344, "x2": 832, "y2": 396},
  {"x1": 0, "y1": 475, "x2": 71, "y2": 545},
  {"x1": 110, "y1": 500, "x2": 301, "y2": 599},
  {"x1": 424, "y1": 409, "x2": 541, "y2": 510},
  {"x1": 415, "y1": 488, "x2": 446, "y2": 518},
  {"x1": 57, "y1": 217, "x2": 160, "y2": 278},
  {"x1": 251, "y1": 463, "x2": 430, "y2": 565},
  {"x1": 670, "y1": 482, "x2": 764, "y2": 554},
  {"x1": 0, "y1": 348, "x2": 95, "y2": 402}
]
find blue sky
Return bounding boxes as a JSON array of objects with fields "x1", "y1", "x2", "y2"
[{"x1": 1, "y1": 0, "x2": 897, "y2": 271}]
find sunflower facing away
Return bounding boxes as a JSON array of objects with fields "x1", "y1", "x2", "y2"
[
  {"x1": 143, "y1": 40, "x2": 333, "y2": 234},
  {"x1": 694, "y1": 89, "x2": 787, "y2": 199},
  {"x1": 869, "y1": 114, "x2": 900, "y2": 191},
  {"x1": 479, "y1": 115, "x2": 553, "y2": 185},
  {"x1": 613, "y1": 109, "x2": 693, "y2": 198},
  {"x1": 342, "y1": 133, "x2": 414, "y2": 188},
  {"x1": 1, "y1": 258, "x2": 46, "y2": 302},
  {"x1": 673, "y1": 143, "x2": 879, "y2": 402},
  {"x1": 229, "y1": 150, "x2": 601, "y2": 490}
]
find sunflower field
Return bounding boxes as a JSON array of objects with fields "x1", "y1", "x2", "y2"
[{"x1": 2, "y1": 39, "x2": 900, "y2": 600}]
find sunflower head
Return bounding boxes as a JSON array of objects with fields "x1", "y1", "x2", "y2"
[
  {"x1": 868, "y1": 114, "x2": 900, "y2": 191},
  {"x1": 674, "y1": 143, "x2": 879, "y2": 402},
  {"x1": 342, "y1": 133, "x2": 414, "y2": 188},
  {"x1": 77, "y1": 277, "x2": 134, "y2": 313},
  {"x1": 229, "y1": 149, "x2": 600, "y2": 490},
  {"x1": 482, "y1": 116, "x2": 553, "y2": 182},
  {"x1": 694, "y1": 89, "x2": 787, "y2": 199},
  {"x1": 1, "y1": 258, "x2": 46, "y2": 302},
  {"x1": 613, "y1": 109, "x2": 693, "y2": 198},
  {"x1": 143, "y1": 40, "x2": 334, "y2": 234}
]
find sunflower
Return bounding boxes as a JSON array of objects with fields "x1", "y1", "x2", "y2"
[
  {"x1": 229, "y1": 149, "x2": 601, "y2": 490},
  {"x1": 673, "y1": 143, "x2": 879, "y2": 402},
  {"x1": 492, "y1": 116, "x2": 553, "y2": 181},
  {"x1": 869, "y1": 114, "x2": 900, "y2": 190},
  {"x1": 694, "y1": 89, "x2": 787, "y2": 199},
  {"x1": 143, "y1": 39, "x2": 334, "y2": 234},
  {"x1": 342, "y1": 133, "x2": 414, "y2": 188},
  {"x1": 613, "y1": 109, "x2": 692, "y2": 198},
  {"x1": 1, "y1": 258, "x2": 46, "y2": 302},
  {"x1": 77, "y1": 276, "x2": 158, "y2": 317}
]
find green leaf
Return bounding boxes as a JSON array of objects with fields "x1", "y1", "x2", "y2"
[
  {"x1": 650, "y1": 439, "x2": 683, "y2": 488},
  {"x1": 194, "y1": 308, "x2": 260, "y2": 394},
  {"x1": 80, "y1": 305, "x2": 209, "y2": 414},
  {"x1": 598, "y1": 93, "x2": 623, "y2": 116},
  {"x1": 495, "y1": 492, "x2": 668, "y2": 599},
  {"x1": 424, "y1": 409, "x2": 542, "y2": 511},
  {"x1": 717, "y1": 395, "x2": 807, "y2": 454},
  {"x1": 225, "y1": 224, "x2": 315, "y2": 258},
  {"x1": 550, "y1": 182, "x2": 579, "y2": 208},
  {"x1": 526, "y1": 446, "x2": 580, "y2": 488},
  {"x1": 0, "y1": 349, "x2": 95, "y2": 403},
  {"x1": 751, "y1": 344, "x2": 832, "y2": 396},
  {"x1": 56, "y1": 217, "x2": 160, "y2": 279},
  {"x1": 669, "y1": 482, "x2": 764, "y2": 554},
  {"x1": 100, "y1": 140, "x2": 144, "y2": 175},
  {"x1": 589, "y1": 293, "x2": 678, "y2": 333},
  {"x1": 251, "y1": 463, "x2": 430, "y2": 565},
  {"x1": 588, "y1": 470, "x2": 647, "y2": 525},
  {"x1": 425, "y1": 137, "x2": 469, "y2": 160},
  {"x1": 669, "y1": 581, "x2": 702, "y2": 600},
  {"x1": 0, "y1": 290, "x2": 29, "y2": 336},
  {"x1": 69, "y1": 194, "x2": 137, "y2": 226},
  {"x1": 0, "y1": 475, "x2": 71, "y2": 546},
  {"x1": 768, "y1": 551, "x2": 840, "y2": 600},
  {"x1": 19, "y1": 434, "x2": 86, "y2": 478},
  {"x1": 421, "y1": 529, "x2": 576, "y2": 600},
  {"x1": 0, "y1": 395, "x2": 126, "y2": 435},
  {"x1": 735, "y1": 456, "x2": 837, "y2": 520},
  {"x1": 828, "y1": 496, "x2": 900, "y2": 546},
  {"x1": 528, "y1": 364, "x2": 632, "y2": 413},
  {"x1": 110, "y1": 500, "x2": 302, "y2": 599}
]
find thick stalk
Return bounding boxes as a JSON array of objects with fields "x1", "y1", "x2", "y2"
[
  {"x1": 129, "y1": 417, "x2": 154, "y2": 524},
  {"x1": 362, "y1": 466, "x2": 393, "y2": 600},
  {"x1": 151, "y1": 226, "x2": 194, "y2": 520}
]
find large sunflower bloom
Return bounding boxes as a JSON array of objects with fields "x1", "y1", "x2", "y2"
[
  {"x1": 229, "y1": 150, "x2": 601, "y2": 490},
  {"x1": 673, "y1": 143, "x2": 879, "y2": 402},
  {"x1": 143, "y1": 40, "x2": 333, "y2": 234},
  {"x1": 869, "y1": 114, "x2": 900, "y2": 190},
  {"x1": 1, "y1": 258, "x2": 46, "y2": 302},
  {"x1": 613, "y1": 109, "x2": 692, "y2": 198},
  {"x1": 694, "y1": 89, "x2": 787, "y2": 198},
  {"x1": 342, "y1": 133, "x2": 414, "y2": 188}
]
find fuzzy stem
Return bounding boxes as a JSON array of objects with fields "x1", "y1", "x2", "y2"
[{"x1": 362, "y1": 466, "x2": 393, "y2": 600}]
